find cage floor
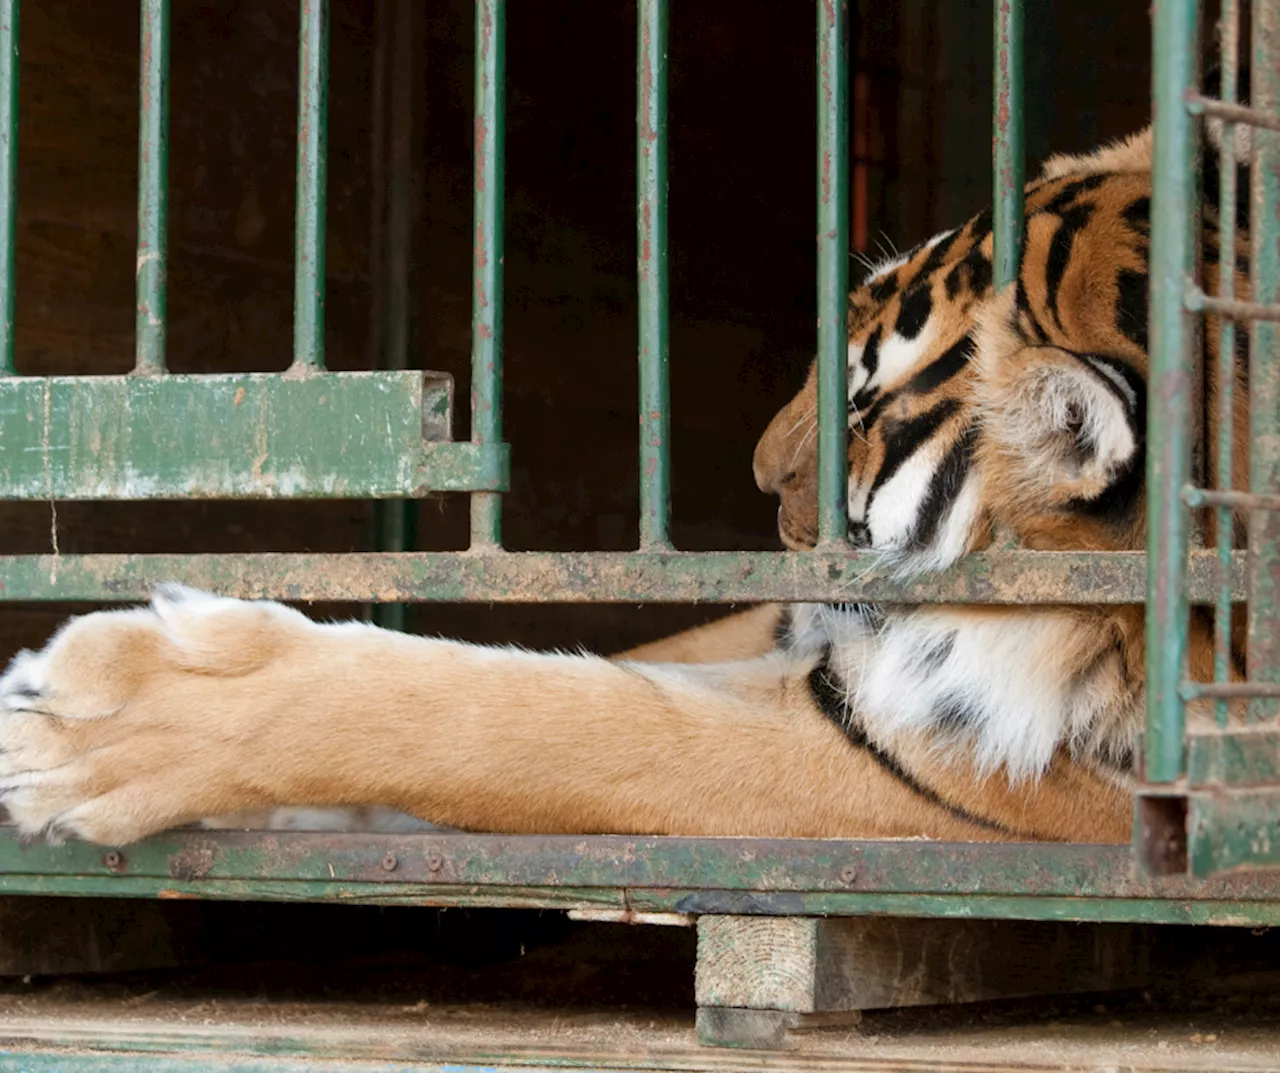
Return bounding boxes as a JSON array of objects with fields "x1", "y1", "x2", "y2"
[{"x1": 0, "y1": 966, "x2": 1279, "y2": 1072}]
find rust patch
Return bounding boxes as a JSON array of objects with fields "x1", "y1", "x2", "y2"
[{"x1": 168, "y1": 846, "x2": 216, "y2": 882}]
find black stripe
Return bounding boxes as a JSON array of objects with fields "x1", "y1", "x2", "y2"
[
  {"x1": 918, "y1": 229, "x2": 962, "y2": 276},
  {"x1": 1122, "y1": 196, "x2": 1150, "y2": 233},
  {"x1": 906, "y1": 335, "x2": 974, "y2": 395},
  {"x1": 849, "y1": 326, "x2": 883, "y2": 412},
  {"x1": 1044, "y1": 203, "x2": 1096, "y2": 330},
  {"x1": 895, "y1": 284, "x2": 933, "y2": 341},
  {"x1": 1115, "y1": 268, "x2": 1149, "y2": 352},
  {"x1": 867, "y1": 397, "x2": 961, "y2": 503},
  {"x1": 1042, "y1": 173, "x2": 1108, "y2": 215},
  {"x1": 772, "y1": 606, "x2": 793, "y2": 650},
  {"x1": 806, "y1": 650, "x2": 1015, "y2": 836},
  {"x1": 908, "y1": 422, "x2": 978, "y2": 551}
]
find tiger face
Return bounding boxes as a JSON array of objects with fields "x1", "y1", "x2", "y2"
[{"x1": 753, "y1": 126, "x2": 1246, "y2": 784}]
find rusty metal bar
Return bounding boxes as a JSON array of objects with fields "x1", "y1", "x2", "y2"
[
  {"x1": 1181, "y1": 681, "x2": 1280, "y2": 700},
  {"x1": 816, "y1": 0, "x2": 849, "y2": 547},
  {"x1": 2, "y1": 830, "x2": 1280, "y2": 909},
  {"x1": 1186, "y1": 94, "x2": 1280, "y2": 132},
  {"x1": 992, "y1": 0, "x2": 1025, "y2": 291},
  {"x1": 1247, "y1": 0, "x2": 1280, "y2": 722},
  {"x1": 1185, "y1": 286, "x2": 1280, "y2": 320},
  {"x1": 0, "y1": 0, "x2": 17, "y2": 376},
  {"x1": 637, "y1": 0, "x2": 671, "y2": 550},
  {"x1": 469, "y1": 0, "x2": 504, "y2": 550},
  {"x1": 1184, "y1": 488, "x2": 1280, "y2": 512},
  {"x1": 0, "y1": 548, "x2": 1249, "y2": 605},
  {"x1": 1145, "y1": 0, "x2": 1200, "y2": 782},
  {"x1": 293, "y1": 0, "x2": 328, "y2": 369},
  {"x1": 134, "y1": 0, "x2": 169, "y2": 374},
  {"x1": 1212, "y1": 0, "x2": 1241, "y2": 727}
]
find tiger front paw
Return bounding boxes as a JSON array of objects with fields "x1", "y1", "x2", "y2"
[{"x1": 0, "y1": 586, "x2": 310, "y2": 844}]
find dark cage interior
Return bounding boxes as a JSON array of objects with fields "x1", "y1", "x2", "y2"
[
  {"x1": 0, "y1": 0, "x2": 1150, "y2": 658},
  {"x1": 7, "y1": 0, "x2": 1269, "y2": 1042}
]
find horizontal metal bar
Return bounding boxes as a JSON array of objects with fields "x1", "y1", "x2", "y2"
[
  {"x1": 0, "y1": 549, "x2": 1248, "y2": 604},
  {"x1": 1183, "y1": 487, "x2": 1280, "y2": 511},
  {"x1": 1186, "y1": 93, "x2": 1280, "y2": 132},
  {"x1": 1185, "y1": 285, "x2": 1280, "y2": 321},
  {"x1": 1181, "y1": 681, "x2": 1280, "y2": 700},
  {"x1": 1190, "y1": 791, "x2": 1280, "y2": 875},
  {"x1": 1187, "y1": 727, "x2": 1280, "y2": 787},
  {"x1": 0, "y1": 372, "x2": 507, "y2": 499},
  {"x1": 2, "y1": 830, "x2": 1278, "y2": 905}
]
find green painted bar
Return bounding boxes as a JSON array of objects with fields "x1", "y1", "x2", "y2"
[
  {"x1": 992, "y1": 0, "x2": 1025, "y2": 290},
  {"x1": 0, "y1": 0, "x2": 17, "y2": 375},
  {"x1": 637, "y1": 0, "x2": 671, "y2": 549},
  {"x1": 1143, "y1": 0, "x2": 1199, "y2": 784},
  {"x1": 0, "y1": 548, "x2": 1247, "y2": 604},
  {"x1": 815, "y1": 0, "x2": 849, "y2": 547},
  {"x1": 1214, "y1": 0, "x2": 1240, "y2": 727},
  {"x1": 1190, "y1": 790, "x2": 1280, "y2": 876},
  {"x1": 134, "y1": 0, "x2": 169, "y2": 375},
  {"x1": 1186, "y1": 728, "x2": 1280, "y2": 787},
  {"x1": 1, "y1": 831, "x2": 1279, "y2": 903},
  {"x1": 293, "y1": 0, "x2": 329, "y2": 369},
  {"x1": 469, "y1": 0, "x2": 505, "y2": 549},
  {"x1": 0, "y1": 372, "x2": 508, "y2": 499},
  {"x1": 1247, "y1": 0, "x2": 1280, "y2": 723}
]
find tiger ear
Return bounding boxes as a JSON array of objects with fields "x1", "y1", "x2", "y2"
[{"x1": 979, "y1": 346, "x2": 1141, "y2": 493}]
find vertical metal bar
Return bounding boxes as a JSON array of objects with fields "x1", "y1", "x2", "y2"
[
  {"x1": 637, "y1": 0, "x2": 671, "y2": 550},
  {"x1": 1247, "y1": 0, "x2": 1280, "y2": 722},
  {"x1": 1145, "y1": 0, "x2": 1200, "y2": 783},
  {"x1": 992, "y1": 0, "x2": 1024, "y2": 291},
  {"x1": 816, "y1": 0, "x2": 849, "y2": 548},
  {"x1": 135, "y1": 0, "x2": 169, "y2": 375},
  {"x1": 1213, "y1": 0, "x2": 1240, "y2": 727},
  {"x1": 470, "y1": 0, "x2": 504, "y2": 549},
  {"x1": 293, "y1": 0, "x2": 329, "y2": 370},
  {"x1": 372, "y1": 0, "x2": 415, "y2": 632},
  {"x1": 0, "y1": 0, "x2": 17, "y2": 376}
]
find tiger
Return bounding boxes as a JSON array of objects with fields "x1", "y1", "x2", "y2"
[{"x1": 0, "y1": 117, "x2": 1251, "y2": 847}]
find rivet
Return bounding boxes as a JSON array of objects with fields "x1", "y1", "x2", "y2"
[
  {"x1": 381, "y1": 853, "x2": 398, "y2": 872},
  {"x1": 839, "y1": 865, "x2": 857, "y2": 884},
  {"x1": 103, "y1": 851, "x2": 123, "y2": 871},
  {"x1": 426, "y1": 852, "x2": 444, "y2": 872}
]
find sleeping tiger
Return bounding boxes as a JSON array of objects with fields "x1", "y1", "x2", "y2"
[{"x1": 0, "y1": 120, "x2": 1248, "y2": 846}]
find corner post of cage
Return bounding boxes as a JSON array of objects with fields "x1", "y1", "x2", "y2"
[
  {"x1": 1246, "y1": 0, "x2": 1280, "y2": 721},
  {"x1": 470, "y1": 0, "x2": 505, "y2": 549},
  {"x1": 1210, "y1": 0, "x2": 1241, "y2": 727},
  {"x1": 1145, "y1": 0, "x2": 1200, "y2": 783},
  {"x1": 0, "y1": 0, "x2": 17, "y2": 376},
  {"x1": 992, "y1": 0, "x2": 1024, "y2": 291},
  {"x1": 637, "y1": 0, "x2": 671, "y2": 551},
  {"x1": 294, "y1": 0, "x2": 329, "y2": 369},
  {"x1": 816, "y1": 0, "x2": 849, "y2": 548},
  {"x1": 135, "y1": 0, "x2": 170, "y2": 375}
]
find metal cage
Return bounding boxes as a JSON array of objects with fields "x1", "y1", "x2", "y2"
[{"x1": 0, "y1": 0, "x2": 1272, "y2": 953}]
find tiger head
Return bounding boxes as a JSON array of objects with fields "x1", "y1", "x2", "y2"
[{"x1": 753, "y1": 126, "x2": 1247, "y2": 786}]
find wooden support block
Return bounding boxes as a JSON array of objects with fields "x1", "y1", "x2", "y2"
[{"x1": 695, "y1": 915, "x2": 1165, "y2": 1049}]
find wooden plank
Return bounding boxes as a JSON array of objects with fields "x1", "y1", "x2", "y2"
[{"x1": 695, "y1": 915, "x2": 1171, "y2": 1048}]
